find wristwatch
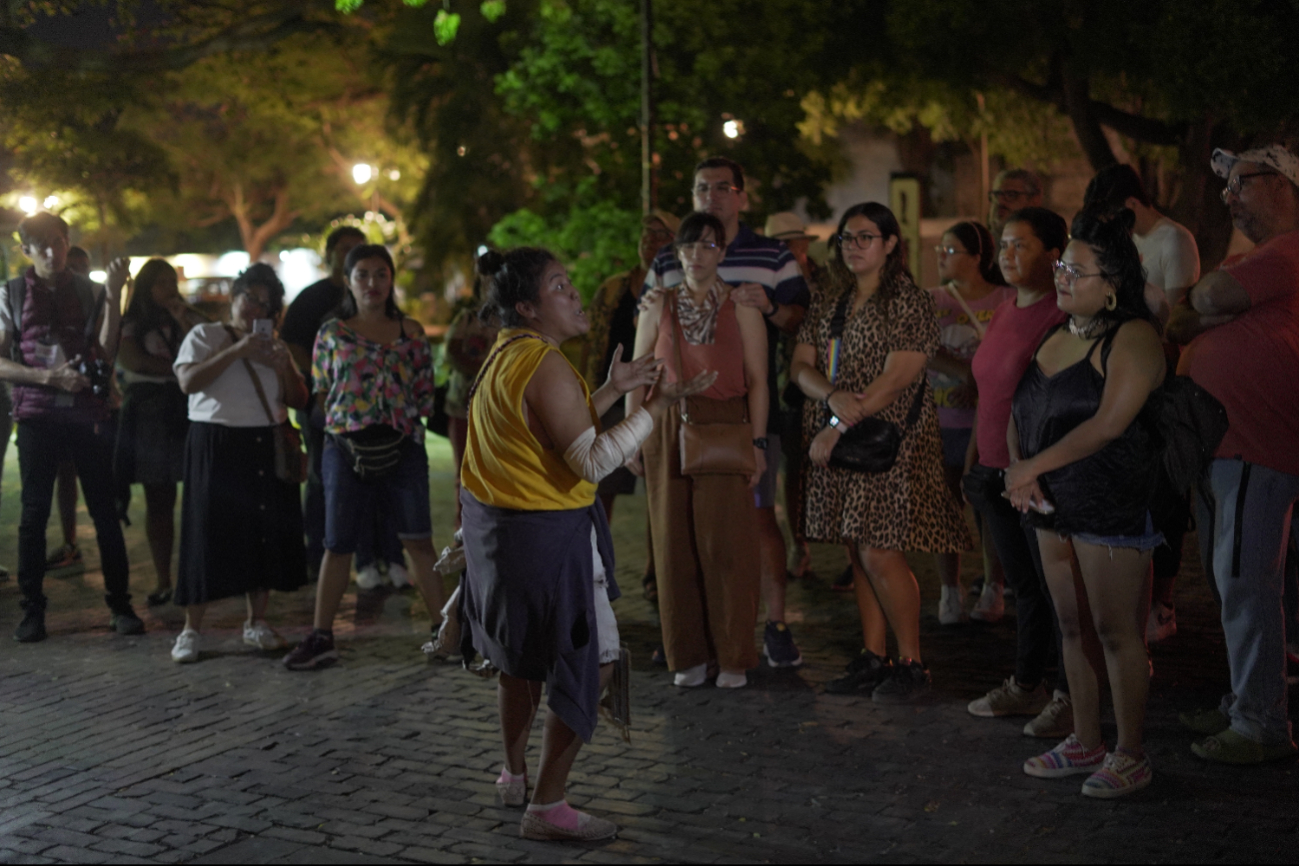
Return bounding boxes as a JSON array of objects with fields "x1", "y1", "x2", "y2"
[
  {"x1": 828, "y1": 415, "x2": 850, "y2": 433},
  {"x1": 753, "y1": 437, "x2": 769, "y2": 450}
]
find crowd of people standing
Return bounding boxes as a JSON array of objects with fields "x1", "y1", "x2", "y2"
[{"x1": 3, "y1": 137, "x2": 1298, "y2": 838}]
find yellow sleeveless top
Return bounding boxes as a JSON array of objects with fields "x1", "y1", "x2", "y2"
[{"x1": 461, "y1": 329, "x2": 599, "y2": 511}]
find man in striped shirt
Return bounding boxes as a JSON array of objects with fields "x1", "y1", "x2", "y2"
[{"x1": 643, "y1": 156, "x2": 811, "y2": 669}]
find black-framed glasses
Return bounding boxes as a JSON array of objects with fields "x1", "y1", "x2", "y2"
[
  {"x1": 693, "y1": 182, "x2": 738, "y2": 196},
  {"x1": 988, "y1": 189, "x2": 1033, "y2": 204},
  {"x1": 675, "y1": 241, "x2": 720, "y2": 254},
  {"x1": 838, "y1": 231, "x2": 881, "y2": 249},
  {"x1": 934, "y1": 245, "x2": 971, "y2": 257},
  {"x1": 1220, "y1": 171, "x2": 1278, "y2": 204},
  {"x1": 1052, "y1": 260, "x2": 1108, "y2": 288}
]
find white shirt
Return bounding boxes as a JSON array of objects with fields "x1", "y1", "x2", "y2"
[
  {"x1": 174, "y1": 323, "x2": 287, "y2": 427},
  {"x1": 1135, "y1": 217, "x2": 1200, "y2": 293}
]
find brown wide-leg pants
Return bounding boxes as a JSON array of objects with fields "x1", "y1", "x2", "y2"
[{"x1": 643, "y1": 396, "x2": 760, "y2": 673}]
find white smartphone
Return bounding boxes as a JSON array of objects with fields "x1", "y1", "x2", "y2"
[{"x1": 252, "y1": 318, "x2": 273, "y2": 338}]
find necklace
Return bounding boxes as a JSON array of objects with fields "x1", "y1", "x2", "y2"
[{"x1": 1067, "y1": 316, "x2": 1107, "y2": 340}]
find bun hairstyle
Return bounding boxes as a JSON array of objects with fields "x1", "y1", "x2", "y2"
[
  {"x1": 477, "y1": 247, "x2": 558, "y2": 327},
  {"x1": 946, "y1": 220, "x2": 1004, "y2": 285},
  {"x1": 826, "y1": 201, "x2": 915, "y2": 308},
  {"x1": 337, "y1": 243, "x2": 402, "y2": 321},
  {"x1": 1069, "y1": 208, "x2": 1153, "y2": 326}
]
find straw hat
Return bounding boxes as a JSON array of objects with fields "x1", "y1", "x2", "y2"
[{"x1": 764, "y1": 211, "x2": 816, "y2": 240}]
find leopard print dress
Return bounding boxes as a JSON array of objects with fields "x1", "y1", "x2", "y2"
[{"x1": 798, "y1": 282, "x2": 972, "y2": 553}]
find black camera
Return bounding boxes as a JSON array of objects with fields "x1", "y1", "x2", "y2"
[{"x1": 77, "y1": 357, "x2": 114, "y2": 400}]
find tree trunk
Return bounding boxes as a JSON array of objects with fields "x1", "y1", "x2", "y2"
[
  {"x1": 1062, "y1": 70, "x2": 1118, "y2": 172},
  {"x1": 1169, "y1": 119, "x2": 1245, "y2": 270},
  {"x1": 228, "y1": 182, "x2": 298, "y2": 262}
]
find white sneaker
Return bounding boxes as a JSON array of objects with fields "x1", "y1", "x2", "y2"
[
  {"x1": 387, "y1": 561, "x2": 410, "y2": 589},
  {"x1": 243, "y1": 620, "x2": 287, "y2": 651},
  {"x1": 938, "y1": 585, "x2": 967, "y2": 625},
  {"x1": 969, "y1": 581, "x2": 1005, "y2": 623},
  {"x1": 356, "y1": 564, "x2": 384, "y2": 590},
  {"x1": 674, "y1": 662, "x2": 707, "y2": 688},
  {"x1": 171, "y1": 629, "x2": 200, "y2": 663},
  {"x1": 1146, "y1": 602, "x2": 1177, "y2": 644},
  {"x1": 715, "y1": 670, "x2": 747, "y2": 689}
]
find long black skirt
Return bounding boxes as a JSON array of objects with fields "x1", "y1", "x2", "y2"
[{"x1": 175, "y1": 421, "x2": 308, "y2": 606}]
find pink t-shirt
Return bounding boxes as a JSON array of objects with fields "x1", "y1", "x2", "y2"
[
  {"x1": 927, "y1": 285, "x2": 1014, "y2": 429},
  {"x1": 1178, "y1": 229, "x2": 1299, "y2": 476},
  {"x1": 970, "y1": 293, "x2": 1067, "y2": 469}
]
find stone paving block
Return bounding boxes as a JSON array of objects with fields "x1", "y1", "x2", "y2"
[
  {"x1": 395, "y1": 847, "x2": 469, "y2": 864},
  {"x1": 38, "y1": 844, "x2": 111, "y2": 864}
]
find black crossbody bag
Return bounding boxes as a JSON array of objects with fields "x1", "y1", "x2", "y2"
[{"x1": 826, "y1": 291, "x2": 926, "y2": 473}]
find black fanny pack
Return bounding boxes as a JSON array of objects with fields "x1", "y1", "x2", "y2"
[{"x1": 334, "y1": 424, "x2": 405, "y2": 482}]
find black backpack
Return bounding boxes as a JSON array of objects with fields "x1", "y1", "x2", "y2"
[{"x1": 1155, "y1": 375, "x2": 1229, "y2": 494}]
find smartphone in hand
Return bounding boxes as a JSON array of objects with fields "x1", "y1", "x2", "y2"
[{"x1": 252, "y1": 319, "x2": 273, "y2": 338}]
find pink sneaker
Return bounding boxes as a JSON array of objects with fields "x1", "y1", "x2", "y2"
[
  {"x1": 1023, "y1": 734, "x2": 1106, "y2": 779},
  {"x1": 1081, "y1": 751, "x2": 1153, "y2": 798}
]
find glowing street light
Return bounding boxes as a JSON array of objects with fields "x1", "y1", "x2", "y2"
[
  {"x1": 722, "y1": 119, "x2": 745, "y2": 139},
  {"x1": 352, "y1": 163, "x2": 374, "y2": 184},
  {"x1": 18, "y1": 196, "x2": 38, "y2": 215},
  {"x1": 43, "y1": 195, "x2": 60, "y2": 209}
]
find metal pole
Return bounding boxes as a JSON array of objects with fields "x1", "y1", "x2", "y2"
[{"x1": 641, "y1": 0, "x2": 656, "y2": 213}]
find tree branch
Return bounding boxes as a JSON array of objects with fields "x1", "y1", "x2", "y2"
[{"x1": 990, "y1": 71, "x2": 1183, "y2": 148}]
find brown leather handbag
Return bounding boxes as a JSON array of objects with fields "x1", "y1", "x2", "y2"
[{"x1": 668, "y1": 293, "x2": 756, "y2": 477}]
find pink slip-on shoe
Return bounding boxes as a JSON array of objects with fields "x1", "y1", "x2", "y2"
[{"x1": 1023, "y1": 734, "x2": 1106, "y2": 779}]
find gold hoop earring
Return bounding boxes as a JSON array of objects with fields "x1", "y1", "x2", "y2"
[{"x1": 1105, "y1": 293, "x2": 1117, "y2": 311}]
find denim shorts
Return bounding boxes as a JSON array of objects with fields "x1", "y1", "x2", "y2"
[
  {"x1": 754, "y1": 432, "x2": 780, "y2": 509},
  {"x1": 322, "y1": 436, "x2": 432, "y2": 554},
  {"x1": 1070, "y1": 513, "x2": 1165, "y2": 553}
]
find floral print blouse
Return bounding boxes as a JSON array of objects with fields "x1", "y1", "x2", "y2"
[{"x1": 311, "y1": 319, "x2": 436, "y2": 441}]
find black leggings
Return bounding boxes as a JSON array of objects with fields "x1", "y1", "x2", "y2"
[{"x1": 964, "y1": 464, "x2": 1068, "y2": 692}]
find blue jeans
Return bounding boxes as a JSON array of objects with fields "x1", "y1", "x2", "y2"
[
  {"x1": 322, "y1": 436, "x2": 432, "y2": 555},
  {"x1": 1197, "y1": 458, "x2": 1299, "y2": 746}
]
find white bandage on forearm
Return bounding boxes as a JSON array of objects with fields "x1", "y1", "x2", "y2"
[{"x1": 563, "y1": 407, "x2": 654, "y2": 483}]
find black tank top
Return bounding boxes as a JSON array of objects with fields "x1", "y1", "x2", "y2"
[{"x1": 1011, "y1": 324, "x2": 1159, "y2": 536}]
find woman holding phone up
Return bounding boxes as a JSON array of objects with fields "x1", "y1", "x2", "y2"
[{"x1": 170, "y1": 264, "x2": 308, "y2": 662}]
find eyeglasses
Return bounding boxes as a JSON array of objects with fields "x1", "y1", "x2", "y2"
[
  {"x1": 934, "y1": 245, "x2": 971, "y2": 257},
  {"x1": 1220, "y1": 171, "x2": 1278, "y2": 204},
  {"x1": 1052, "y1": 260, "x2": 1109, "y2": 288},
  {"x1": 675, "y1": 241, "x2": 720, "y2": 255},
  {"x1": 838, "y1": 231, "x2": 882, "y2": 249},
  {"x1": 693, "y1": 182, "x2": 738, "y2": 197},
  {"x1": 988, "y1": 189, "x2": 1033, "y2": 204}
]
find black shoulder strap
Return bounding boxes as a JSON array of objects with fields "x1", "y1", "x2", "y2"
[
  {"x1": 1096, "y1": 324, "x2": 1122, "y2": 377},
  {"x1": 1032, "y1": 322, "x2": 1066, "y2": 358},
  {"x1": 6, "y1": 277, "x2": 24, "y2": 362},
  {"x1": 829, "y1": 289, "x2": 853, "y2": 339},
  {"x1": 901, "y1": 376, "x2": 927, "y2": 432}
]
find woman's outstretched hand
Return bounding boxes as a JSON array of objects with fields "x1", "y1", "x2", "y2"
[{"x1": 607, "y1": 345, "x2": 665, "y2": 395}]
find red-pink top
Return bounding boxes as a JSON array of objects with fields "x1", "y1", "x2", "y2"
[
  {"x1": 1179, "y1": 229, "x2": 1299, "y2": 476},
  {"x1": 654, "y1": 295, "x2": 748, "y2": 401},
  {"x1": 970, "y1": 292, "x2": 1067, "y2": 469}
]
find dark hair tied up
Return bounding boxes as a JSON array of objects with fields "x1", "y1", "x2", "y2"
[
  {"x1": 477, "y1": 247, "x2": 558, "y2": 327},
  {"x1": 946, "y1": 221, "x2": 1004, "y2": 285},
  {"x1": 1068, "y1": 208, "x2": 1153, "y2": 326}
]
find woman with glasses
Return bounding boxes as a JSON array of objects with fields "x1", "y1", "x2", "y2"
[
  {"x1": 791, "y1": 202, "x2": 970, "y2": 703},
  {"x1": 629, "y1": 211, "x2": 769, "y2": 690},
  {"x1": 170, "y1": 264, "x2": 309, "y2": 663},
  {"x1": 1008, "y1": 209, "x2": 1165, "y2": 797},
  {"x1": 926, "y1": 222, "x2": 1012, "y2": 624}
]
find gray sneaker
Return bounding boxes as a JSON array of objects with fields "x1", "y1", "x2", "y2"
[
  {"x1": 968, "y1": 677, "x2": 1049, "y2": 717},
  {"x1": 872, "y1": 659, "x2": 931, "y2": 705},
  {"x1": 1023, "y1": 690, "x2": 1074, "y2": 738},
  {"x1": 110, "y1": 607, "x2": 145, "y2": 636}
]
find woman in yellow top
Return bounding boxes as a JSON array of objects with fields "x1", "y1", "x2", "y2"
[{"x1": 460, "y1": 247, "x2": 712, "y2": 842}]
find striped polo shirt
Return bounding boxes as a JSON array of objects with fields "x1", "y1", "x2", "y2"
[{"x1": 644, "y1": 223, "x2": 810, "y2": 433}]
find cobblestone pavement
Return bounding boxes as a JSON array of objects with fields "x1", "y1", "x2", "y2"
[{"x1": 1, "y1": 440, "x2": 1297, "y2": 863}]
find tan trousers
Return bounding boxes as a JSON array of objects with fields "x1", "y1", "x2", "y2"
[{"x1": 643, "y1": 396, "x2": 760, "y2": 672}]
